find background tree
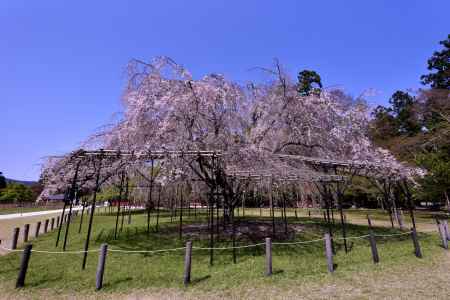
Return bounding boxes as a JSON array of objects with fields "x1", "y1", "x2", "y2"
[
  {"x1": 388, "y1": 90, "x2": 422, "y2": 135},
  {"x1": 0, "y1": 172, "x2": 6, "y2": 189},
  {"x1": 0, "y1": 183, "x2": 34, "y2": 203},
  {"x1": 420, "y1": 34, "x2": 449, "y2": 89},
  {"x1": 297, "y1": 70, "x2": 322, "y2": 96}
]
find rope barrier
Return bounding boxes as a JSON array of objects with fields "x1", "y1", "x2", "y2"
[
  {"x1": 272, "y1": 238, "x2": 325, "y2": 245},
  {"x1": 192, "y1": 243, "x2": 265, "y2": 250},
  {"x1": 0, "y1": 230, "x2": 416, "y2": 254},
  {"x1": 108, "y1": 247, "x2": 186, "y2": 254},
  {"x1": 373, "y1": 231, "x2": 412, "y2": 237}
]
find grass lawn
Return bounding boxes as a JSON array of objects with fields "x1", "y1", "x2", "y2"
[{"x1": 0, "y1": 208, "x2": 446, "y2": 299}]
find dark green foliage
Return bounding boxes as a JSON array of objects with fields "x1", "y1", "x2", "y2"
[
  {"x1": 389, "y1": 91, "x2": 422, "y2": 135},
  {"x1": 0, "y1": 182, "x2": 34, "y2": 203},
  {"x1": 421, "y1": 34, "x2": 450, "y2": 89},
  {"x1": 370, "y1": 105, "x2": 399, "y2": 139},
  {"x1": 297, "y1": 70, "x2": 322, "y2": 96},
  {"x1": 0, "y1": 172, "x2": 6, "y2": 189},
  {"x1": 416, "y1": 150, "x2": 450, "y2": 205}
]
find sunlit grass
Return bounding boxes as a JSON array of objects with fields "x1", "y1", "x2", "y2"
[{"x1": 0, "y1": 208, "x2": 443, "y2": 295}]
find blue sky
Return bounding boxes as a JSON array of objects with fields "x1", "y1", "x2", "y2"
[{"x1": 1, "y1": 0, "x2": 449, "y2": 181}]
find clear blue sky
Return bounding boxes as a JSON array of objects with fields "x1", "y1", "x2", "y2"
[{"x1": 1, "y1": 0, "x2": 449, "y2": 181}]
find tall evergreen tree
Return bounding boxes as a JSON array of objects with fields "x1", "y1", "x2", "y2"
[
  {"x1": 297, "y1": 70, "x2": 322, "y2": 96},
  {"x1": 421, "y1": 34, "x2": 449, "y2": 90}
]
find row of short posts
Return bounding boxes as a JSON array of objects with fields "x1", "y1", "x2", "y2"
[
  {"x1": 13, "y1": 216, "x2": 427, "y2": 289},
  {"x1": 10, "y1": 217, "x2": 58, "y2": 250}
]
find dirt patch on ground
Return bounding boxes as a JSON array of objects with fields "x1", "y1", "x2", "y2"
[{"x1": 179, "y1": 220, "x2": 306, "y2": 242}]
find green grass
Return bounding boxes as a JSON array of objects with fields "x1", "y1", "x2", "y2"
[{"x1": 0, "y1": 208, "x2": 443, "y2": 295}]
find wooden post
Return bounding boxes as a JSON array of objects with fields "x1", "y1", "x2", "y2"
[
  {"x1": 82, "y1": 153, "x2": 103, "y2": 270},
  {"x1": 324, "y1": 233, "x2": 334, "y2": 273},
  {"x1": 57, "y1": 216, "x2": 60, "y2": 228},
  {"x1": 79, "y1": 203, "x2": 85, "y2": 234},
  {"x1": 44, "y1": 219, "x2": 49, "y2": 233},
  {"x1": 23, "y1": 224, "x2": 30, "y2": 243},
  {"x1": 184, "y1": 241, "x2": 193, "y2": 285},
  {"x1": 398, "y1": 210, "x2": 405, "y2": 230},
  {"x1": 50, "y1": 218, "x2": 55, "y2": 231},
  {"x1": 410, "y1": 227, "x2": 422, "y2": 258},
  {"x1": 444, "y1": 220, "x2": 450, "y2": 241},
  {"x1": 308, "y1": 210, "x2": 311, "y2": 217},
  {"x1": 265, "y1": 237, "x2": 272, "y2": 276},
  {"x1": 12, "y1": 228, "x2": 20, "y2": 250},
  {"x1": 35, "y1": 222, "x2": 41, "y2": 238},
  {"x1": 16, "y1": 244, "x2": 32, "y2": 288},
  {"x1": 438, "y1": 223, "x2": 448, "y2": 249},
  {"x1": 96, "y1": 243, "x2": 108, "y2": 290},
  {"x1": 368, "y1": 230, "x2": 379, "y2": 263}
]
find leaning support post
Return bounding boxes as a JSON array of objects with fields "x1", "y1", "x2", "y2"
[
  {"x1": 114, "y1": 172, "x2": 125, "y2": 239},
  {"x1": 63, "y1": 162, "x2": 80, "y2": 251},
  {"x1": 155, "y1": 186, "x2": 161, "y2": 232},
  {"x1": 82, "y1": 152, "x2": 103, "y2": 270},
  {"x1": 12, "y1": 227, "x2": 20, "y2": 250},
  {"x1": 55, "y1": 198, "x2": 67, "y2": 247},
  {"x1": 265, "y1": 237, "x2": 272, "y2": 276},
  {"x1": 147, "y1": 158, "x2": 154, "y2": 234},
  {"x1": 444, "y1": 220, "x2": 450, "y2": 241},
  {"x1": 438, "y1": 223, "x2": 448, "y2": 249},
  {"x1": 183, "y1": 241, "x2": 193, "y2": 285},
  {"x1": 368, "y1": 230, "x2": 379, "y2": 263},
  {"x1": 96, "y1": 243, "x2": 108, "y2": 290},
  {"x1": 410, "y1": 227, "x2": 422, "y2": 258},
  {"x1": 324, "y1": 233, "x2": 334, "y2": 273},
  {"x1": 16, "y1": 244, "x2": 32, "y2": 288},
  {"x1": 50, "y1": 218, "x2": 55, "y2": 231},
  {"x1": 179, "y1": 184, "x2": 184, "y2": 240},
  {"x1": 78, "y1": 202, "x2": 85, "y2": 233},
  {"x1": 120, "y1": 176, "x2": 129, "y2": 233}
]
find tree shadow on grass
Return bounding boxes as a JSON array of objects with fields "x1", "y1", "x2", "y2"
[
  {"x1": 28, "y1": 274, "x2": 63, "y2": 287},
  {"x1": 103, "y1": 276, "x2": 133, "y2": 288},
  {"x1": 190, "y1": 275, "x2": 211, "y2": 285}
]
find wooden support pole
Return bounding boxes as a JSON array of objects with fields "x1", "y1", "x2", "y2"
[
  {"x1": 95, "y1": 243, "x2": 108, "y2": 290},
  {"x1": 444, "y1": 220, "x2": 450, "y2": 241},
  {"x1": 16, "y1": 244, "x2": 32, "y2": 288},
  {"x1": 35, "y1": 222, "x2": 41, "y2": 238},
  {"x1": 410, "y1": 227, "x2": 422, "y2": 258},
  {"x1": 57, "y1": 216, "x2": 60, "y2": 228},
  {"x1": 183, "y1": 241, "x2": 192, "y2": 285},
  {"x1": 50, "y1": 218, "x2": 55, "y2": 231},
  {"x1": 265, "y1": 237, "x2": 272, "y2": 276},
  {"x1": 82, "y1": 154, "x2": 103, "y2": 270},
  {"x1": 368, "y1": 230, "x2": 379, "y2": 263},
  {"x1": 55, "y1": 200, "x2": 67, "y2": 247},
  {"x1": 12, "y1": 227, "x2": 20, "y2": 250},
  {"x1": 324, "y1": 233, "x2": 334, "y2": 273},
  {"x1": 44, "y1": 219, "x2": 49, "y2": 233},
  {"x1": 23, "y1": 224, "x2": 30, "y2": 243},
  {"x1": 155, "y1": 186, "x2": 161, "y2": 232},
  {"x1": 79, "y1": 203, "x2": 85, "y2": 234},
  {"x1": 438, "y1": 223, "x2": 448, "y2": 249}
]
